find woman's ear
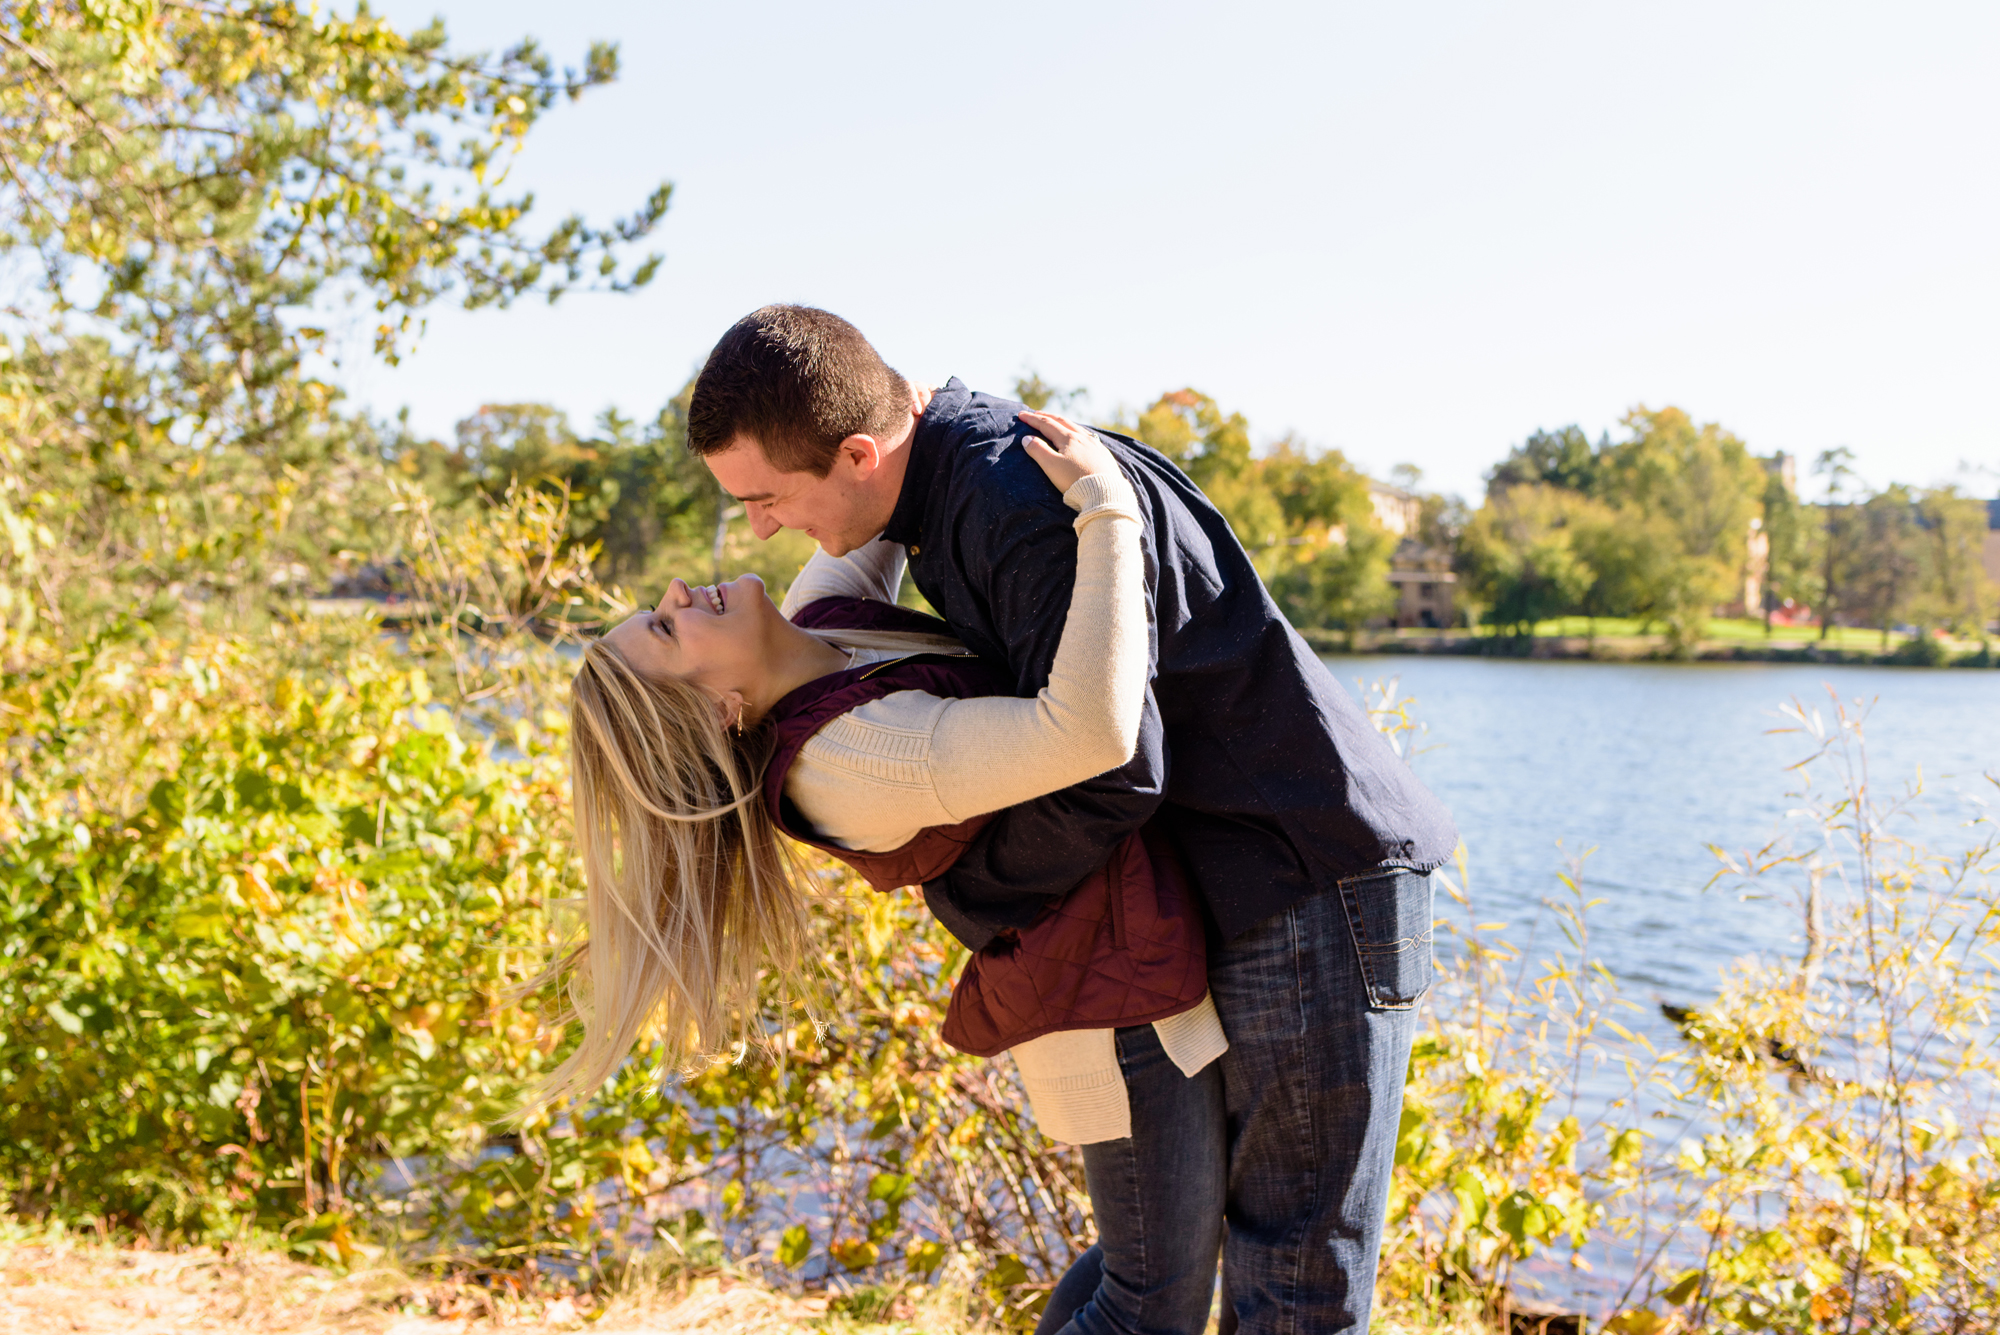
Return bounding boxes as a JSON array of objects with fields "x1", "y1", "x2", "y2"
[{"x1": 711, "y1": 687, "x2": 748, "y2": 734}]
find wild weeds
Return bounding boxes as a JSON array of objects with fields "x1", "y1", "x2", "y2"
[{"x1": 1378, "y1": 688, "x2": 2000, "y2": 1334}]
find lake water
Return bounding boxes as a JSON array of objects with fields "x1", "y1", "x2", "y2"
[
  {"x1": 1329, "y1": 657, "x2": 2000, "y2": 1009},
  {"x1": 1329, "y1": 657, "x2": 1998, "y2": 1310}
]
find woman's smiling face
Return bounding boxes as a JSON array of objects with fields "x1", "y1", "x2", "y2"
[{"x1": 601, "y1": 572, "x2": 778, "y2": 705}]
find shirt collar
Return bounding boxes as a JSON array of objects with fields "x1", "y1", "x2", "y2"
[{"x1": 883, "y1": 377, "x2": 969, "y2": 549}]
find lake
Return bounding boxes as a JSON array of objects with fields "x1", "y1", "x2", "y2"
[
  {"x1": 1330, "y1": 656, "x2": 1998, "y2": 1309},
  {"x1": 1329, "y1": 656, "x2": 2000, "y2": 1007}
]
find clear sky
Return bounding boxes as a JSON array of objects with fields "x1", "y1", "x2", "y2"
[{"x1": 343, "y1": 0, "x2": 2000, "y2": 503}]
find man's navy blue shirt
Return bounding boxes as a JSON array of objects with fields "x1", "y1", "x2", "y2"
[{"x1": 884, "y1": 380, "x2": 1458, "y2": 950}]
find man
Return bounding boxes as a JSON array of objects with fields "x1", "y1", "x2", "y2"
[{"x1": 688, "y1": 305, "x2": 1457, "y2": 1334}]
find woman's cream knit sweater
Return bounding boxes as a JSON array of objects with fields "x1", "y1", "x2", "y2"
[{"x1": 779, "y1": 472, "x2": 1147, "y2": 850}]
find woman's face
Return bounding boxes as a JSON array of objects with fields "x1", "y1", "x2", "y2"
[{"x1": 601, "y1": 572, "x2": 778, "y2": 704}]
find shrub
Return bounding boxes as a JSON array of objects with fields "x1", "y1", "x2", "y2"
[
  {"x1": 1888, "y1": 633, "x2": 1949, "y2": 667},
  {"x1": 0, "y1": 623, "x2": 572, "y2": 1241},
  {"x1": 0, "y1": 586, "x2": 1086, "y2": 1310}
]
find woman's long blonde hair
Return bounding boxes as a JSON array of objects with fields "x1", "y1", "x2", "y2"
[{"x1": 530, "y1": 638, "x2": 809, "y2": 1108}]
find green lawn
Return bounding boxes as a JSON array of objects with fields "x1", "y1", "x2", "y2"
[{"x1": 1384, "y1": 617, "x2": 1949, "y2": 651}]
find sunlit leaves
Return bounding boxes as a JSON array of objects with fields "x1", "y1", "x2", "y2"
[
  {"x1": 0, "y1": 620, "x2": 576, "y2": 1239},
  {"x1": 0, "y1": 2, "x2": 670, "y2": 649},
  {"x1": 1, "y1": 3, "x2": 668, "y2": 362}
]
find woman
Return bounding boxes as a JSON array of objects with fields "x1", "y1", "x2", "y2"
[{"x1": 551, "y1": 412, "x2": 1225, "y2": 1334}]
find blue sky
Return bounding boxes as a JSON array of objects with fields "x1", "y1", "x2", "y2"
[{"x1": 344, "y1": 1, "x2": 1999, "y2": 503}]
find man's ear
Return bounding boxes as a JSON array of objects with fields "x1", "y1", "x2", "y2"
[{"x1": 832, "y1": 432, "x2": 885, "y2": 482}]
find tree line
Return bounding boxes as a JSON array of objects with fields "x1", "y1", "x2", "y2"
[
  {"x1": 1462, "y1": 420, "x2": 1993, "y2": 652},
  {"x1": 381, "y1": 380, "x2": 1427, "y2": 640},
  {"x1": 377, "y1": 389, "x2": 1995, "y2": 658}
]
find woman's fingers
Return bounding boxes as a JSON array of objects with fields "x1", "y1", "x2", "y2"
[
  {"x1": 1020, "y1": 432, "x2": 1086, "y2": 493},
  {"x1": 1020, "y1": 409, "x2": 1078, "y2": 442},
  {"x1": 1020, "y1": 410, "x2": 1122, "y2": 494},
  {"x1": 1022, "y1": 410, "x2": 1118, "y2": 484},
  {"x1": 1020, "y1": 433, "x2": 1062, "y2": 469}
]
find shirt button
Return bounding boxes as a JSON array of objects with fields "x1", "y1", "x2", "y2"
[{"x1": 910, "y1": 544, "x2": 921, "y2": 556}]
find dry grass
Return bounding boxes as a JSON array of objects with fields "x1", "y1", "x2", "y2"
[
  {"x1": 0, "y1": 1237, "x2": 960, "y2": 1335},
  {"x1": 0, "y1": 1237, "x2": 1490, "y2": 1335}
]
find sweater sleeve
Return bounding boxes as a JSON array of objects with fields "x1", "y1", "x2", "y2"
[
  {"x1": 780, "y1": 537, "x2": 906, "y2": 614},
  {"x1": 783, "y1": 471, "x2": 1147, "y2": 851}
]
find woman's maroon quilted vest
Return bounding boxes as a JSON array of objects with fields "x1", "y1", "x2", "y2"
[{"x1": 769, "y1": 596, "x2": 1209, "y2": 1058}]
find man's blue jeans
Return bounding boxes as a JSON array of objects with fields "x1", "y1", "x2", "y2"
[{"x1": 1036, "y1": 868, "x2": 1434, "y2": 1335}]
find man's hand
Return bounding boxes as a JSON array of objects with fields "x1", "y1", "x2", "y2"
[{"x1": 1020, "y1": 410, "x2": 1120, "y2": 494}]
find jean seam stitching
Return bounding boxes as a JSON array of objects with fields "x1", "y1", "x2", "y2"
[
  {"x1": 1120, "y1": 1032, "x2": 1146, "y2": 1331},
  {"x1": 1337, "y1": 876, "x2": 1383, "y2": 1008},
  {"x1": 1285, "y1": 904, "x2": 1313, "y2": 1335}
]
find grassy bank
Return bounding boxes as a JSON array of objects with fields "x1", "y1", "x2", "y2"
[{"x1": 1302, "y1": 616, "x2": 1998, "y2": 665}]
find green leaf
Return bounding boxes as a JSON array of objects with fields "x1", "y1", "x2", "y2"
[
  {"x1": 867, "y1": 1171, "x2": 913, "y2": 1204},
  {"x1": 829, "y1": 1238, "x2": 879, "y2": 1272},
  {"x1": 986, "y1": 1253, "x2": 1030, "y2": 1291},
  {"x1": 1496, "y1": 1190, "x2": 1538, "y2": 1247},
  {"x1": 1662, "y1": 1270, "x2": 1703, "y2": 1305},
  {"x1": 905, "y1": 1239, "x2": 946, "y2": 1276},
  {"x1": 45, "y1": 1001, "x2": 84, "y2": 1035},
  {"x1": 1451, "y1": 1170, "x2": 1489, "y2": 1225},
  {"x1": 777, "y1": 1223, "x2": 811, "y2": 1267}
]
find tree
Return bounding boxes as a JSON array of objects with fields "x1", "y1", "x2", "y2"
[
  {"x1": 1416, "y1": 491, "x2": 1471, "y2": 555},
  {"x1": 2, "y1": 3, "x2": 667, "y2": 365},
  {"x1": 0, "y1": 330, "x2": 395, "y2": 635},
  {"x1": 1913, "y1": 486, "x2": 1995, "y2": 638},
  {"x1": 1261, "y1": 439, "x2": 1396, "y2": 639},
  {"x1": 1760, "y1": 461, "x2": 1813, "y2": 632},
  {"x1": 1121, "y1": 389, "x2": 1286, "y2": 558},
  {"x1": 1467, "y1": 408, "x2": 1767, "y2": 654},
  {"x1": 0, "y1": 2, "x2": 667, "y2": 643},
  {"x1": 1810, "y1": 448, "x2": 1866, "y2": 641},
  {"x1": 389, "y1": 388, "x2": 760, "y2": 595},
  {"x1": 1107, "y1": 390, "x2": 1395, "y2": 637},
  {"x1": 1573, "y1": 507, "x2": 1693, "y2": 632},
  {"x1": 1458, "y1": 484, "x2": 1605, "y2": 640},
  {"x1": 1012, "y1": 371, "x2": 1087, "y2": 415},
  {"x1": 1486, "y1": 425, "x2": 1603, "y2": 496},
  {"x1": 1392, "y1": 462, "x2": 1471, "y2": 557},
  {"x1": 1850, "y1": 486, "x2": 1924, "y2": 647},
  {"x1": 1594, "y1": 407, "x2": 1764, "y2": 647}
]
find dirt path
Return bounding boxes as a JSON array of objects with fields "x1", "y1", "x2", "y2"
[{"x1": 0, "y1": 1244, "x2": 829, "y2": 1335}]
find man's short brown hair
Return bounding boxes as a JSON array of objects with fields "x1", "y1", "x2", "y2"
[{"x1": 686, "y1": 305, "x2": 911, "y2": 477}]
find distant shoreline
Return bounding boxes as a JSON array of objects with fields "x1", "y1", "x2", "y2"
[{"x1": 1301, "y1": 627, "x2": 1999, "y2": 668}]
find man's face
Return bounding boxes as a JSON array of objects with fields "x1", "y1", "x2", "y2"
[{"x1": 704, "y1": 434, "x2": 882, "y2": 557}]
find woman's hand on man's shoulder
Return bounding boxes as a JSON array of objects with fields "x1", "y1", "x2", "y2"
[{"x1": 1019, "y1": 410, "x2": 1119, "y2": 495}]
